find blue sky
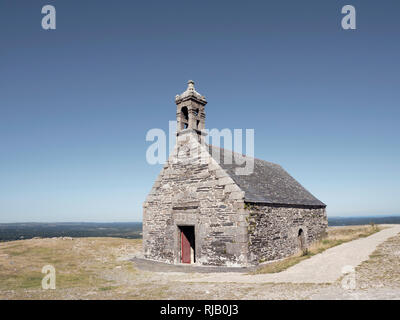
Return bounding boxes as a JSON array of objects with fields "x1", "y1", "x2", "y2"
[{"x1": 0, "y1": 0, "x2": 399, "y2": 222}]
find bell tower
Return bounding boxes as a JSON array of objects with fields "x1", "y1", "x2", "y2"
[{"x1": 175, "y1": 80, "x2": 207, "y2": 138}]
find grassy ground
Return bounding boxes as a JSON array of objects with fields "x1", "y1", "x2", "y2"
[
  {"x1": 0, "y1": 224, "x2": 398, "y2": 300},
  {"x1": 253, "y1": 224, "x2": 381, "y2": 274},
  {"x1": 0, "y1": 237, "x2": 141, "y2": 297}
]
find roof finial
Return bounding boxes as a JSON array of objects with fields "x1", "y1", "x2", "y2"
[
  {"x1": 188, "y1": 80, "x2": 195, "y2": 91},
  {"x1": 175, "y1": 80, "x2": 206, "y2": 104}
]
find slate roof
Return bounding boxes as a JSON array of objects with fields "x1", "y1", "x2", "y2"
[{"x1": 207, "y1": 145, "x2": 326, "y2": 207}]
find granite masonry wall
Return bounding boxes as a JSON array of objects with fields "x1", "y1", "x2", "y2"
[
  {"x1": 143, "y1": 131, "x2": 249, "y2": 267},
  {"x1": 246, "y1": 203, "x2": 328, "y2": 264}
]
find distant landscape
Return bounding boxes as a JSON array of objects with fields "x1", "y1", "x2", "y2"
[
  {"x1": 0, "y1": 217, "x2": 399, "y2": 242},
  {"x1": 328, "y1": 216, "x2": 400, "y2": 226},
  {"x1": 0, "y1": 222, "x2": 142, "y2": 242}
]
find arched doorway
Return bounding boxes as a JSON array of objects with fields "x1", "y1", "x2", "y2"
[{"x1": 298, "y1": 229, "x2": 306, "y2": 253}]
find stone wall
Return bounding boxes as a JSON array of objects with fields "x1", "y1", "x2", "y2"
[
  {"x1": 143, "y1": 131, "x2": 249, "y2": 267},
  {"x1": 247, "y1": 203, "x2": 327, "y2": 264}
]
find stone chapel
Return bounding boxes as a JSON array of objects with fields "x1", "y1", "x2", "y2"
[{"x1": 142, "y1": 81, "x2": 327, "y2": 267}]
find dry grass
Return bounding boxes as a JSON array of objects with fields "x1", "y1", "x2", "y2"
[
  {"x1": 0, "y1": 237, "x2": 141, "y2": 293},
  {"x1": 355, "y1": 232, "x2": 400, "y2": 288},
  {"x1": 0, "y1": 236, "x2": 181, "y2": 300},
  {"x1": 253, "y1": 224, "x2": 381, "y2": 274}
]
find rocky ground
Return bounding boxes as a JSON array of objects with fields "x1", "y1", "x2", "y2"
[{"x1": 1, "y1": 225, "x2": 400, "y2": 300}]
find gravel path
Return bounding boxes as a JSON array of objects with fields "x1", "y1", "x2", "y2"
[{"x1": 181, "y1": 224, "x2": 400, "y2": 284}]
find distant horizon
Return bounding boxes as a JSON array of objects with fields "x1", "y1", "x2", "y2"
[{"x1": 1, "y1": 213, "x2": 400, "y2": 224}]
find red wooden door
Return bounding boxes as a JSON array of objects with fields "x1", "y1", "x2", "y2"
[{"x1": 181, "y1": 230, "x2": 191, "y2": 263}]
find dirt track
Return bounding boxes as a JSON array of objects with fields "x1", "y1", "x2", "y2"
[{"x1": 178, "y1": 224, "x2": 400, "y2": 284}]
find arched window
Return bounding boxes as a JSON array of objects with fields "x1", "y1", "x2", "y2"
[
  {"x1": 181, "y1": 107, "x2": 188, "y2": 120},
  {"x1": 181, "y1": 107, "x2": 189, "y2": 129}
]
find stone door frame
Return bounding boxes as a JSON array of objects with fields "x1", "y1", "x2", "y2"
[{"x1": 173, "y1": 212, "x2": 199, "y2": 264}]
